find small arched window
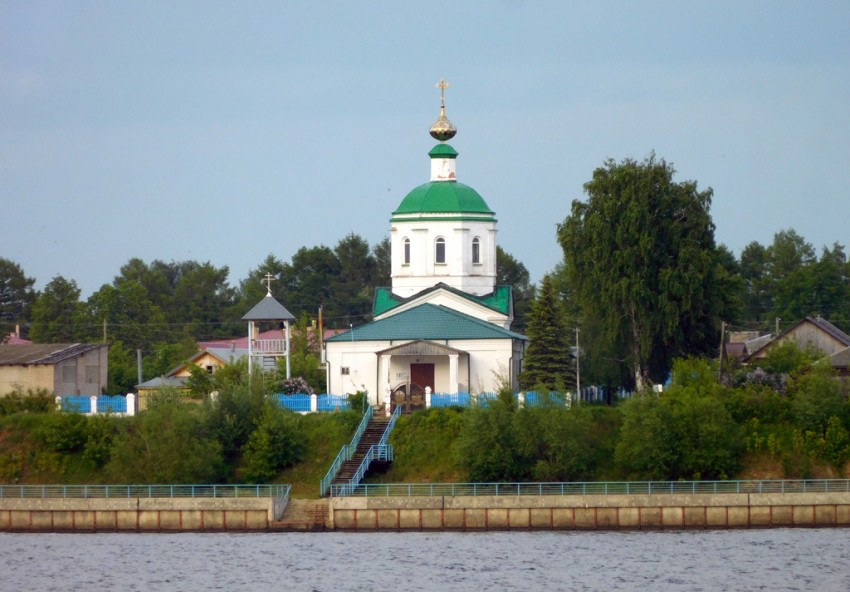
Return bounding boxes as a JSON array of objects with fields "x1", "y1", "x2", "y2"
[
  {"x1": 435, "y1": 237, "x2": 446, "y2": 264},
  {"x1": 403, "y1": 238, "x2": 411, "y2": 265},
  {"x1": 472, "y1": 237, "x2": 481, "y2": 264}
]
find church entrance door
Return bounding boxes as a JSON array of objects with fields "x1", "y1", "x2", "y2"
[
  {"x1": 390, "y1": 363, "x2": 433, "y2": 414},
  {"x1": 410, "y1": 363, "x2": 434, "y2": 392}
]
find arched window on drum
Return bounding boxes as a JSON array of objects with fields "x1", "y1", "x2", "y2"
[{"x1": 435, "y1": 237, "x2": 446, "y2": 264}]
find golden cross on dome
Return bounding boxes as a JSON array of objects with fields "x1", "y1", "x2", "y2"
[
  {"x1": 262, "y1": 273, "x2": 275, "y2": 295},
  {"x1": 435, "y1": 78, "x2": 449, "y2": 108}
]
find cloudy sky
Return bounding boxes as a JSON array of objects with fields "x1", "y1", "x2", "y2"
[{"x1": 2, "y1": 1, "x2": 849, "y2": 297}]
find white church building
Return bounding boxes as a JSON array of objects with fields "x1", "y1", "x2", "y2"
[{"x1": 324, "y1": 82, "x2": 526, "y2": 412}]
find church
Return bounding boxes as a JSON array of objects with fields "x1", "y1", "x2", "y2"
[{"x1": 324, "y1": 81, "x2": 526, "y2": 412}]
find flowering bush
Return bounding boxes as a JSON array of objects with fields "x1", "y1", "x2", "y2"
[{"x1": 279, "y1": 376, "x2": 313, "y2": 395}]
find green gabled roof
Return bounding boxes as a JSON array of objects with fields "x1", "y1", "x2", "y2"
[
  {"x1": 392, "y1": 181, "x2": 494, "y2": 217},
  {"x1": 373, "y1": 283, "x2": 513, "y2": 317},
  {"x1": 326, "y1": 303, "x2": 526, "y2": 342}
]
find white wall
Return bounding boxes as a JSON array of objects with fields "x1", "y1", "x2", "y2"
[
  {"x1": 390, "y1": 217, "x2": 497, "y2": 297},
  {"x1": 326, "y1": 337, "x2": 520, "y2": 406}
]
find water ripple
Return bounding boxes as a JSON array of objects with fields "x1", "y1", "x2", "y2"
[{"x1": 0, "y1": 529, "x2": 848, "y2": 591}]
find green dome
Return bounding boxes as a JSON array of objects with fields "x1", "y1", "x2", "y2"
[{"x1": 392, "y1": 181, "x2": 494, "y2": 216}]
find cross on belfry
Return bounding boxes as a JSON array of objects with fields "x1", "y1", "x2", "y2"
[
  {"x1": 262, "y1": 273, "x2": 276, "y2": 295},
  {"x1": 435, "y1": 78, "x2": 449, "y2": 107}
]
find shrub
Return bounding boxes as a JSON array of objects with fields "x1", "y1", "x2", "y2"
[
  {"x1": 0, "y1": 387, "x2": 53, "y2": 416},
  {"x1": 107, "y1": 401, "x2": 224, "y2": 483},
  {"x1": 37, "y1": 412, "x2": 88, "y2": 452},
  {"x1": 240, "y1": 403, "x2": 305, "y2": 483}
]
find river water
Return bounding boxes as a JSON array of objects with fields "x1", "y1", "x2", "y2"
[{"x1": 1, "y1": 529, "x2": 848, "y2": 591}]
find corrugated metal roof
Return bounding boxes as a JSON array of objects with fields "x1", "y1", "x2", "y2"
[
  {"x1": 198, "y1": 327, "x2": 341, "y2": 350},
  {"x1": 136, "y1": 376, "x2": 188, "y2": 390},
  {"x1": 326, "y1": 303, "x2": 526, "y2": 342},
  {"x1": 0, "y1": 343, "x2": 106, "y2": 366},
  {"x1": 241, "y1": 294, "x2": 295, "y2": 321},
  {"x1": 745, "y1": 316, "x2": 850, "y2": 360},
  {"x1": 808, "y1": 316, "x2": 850, "y2": 346}
]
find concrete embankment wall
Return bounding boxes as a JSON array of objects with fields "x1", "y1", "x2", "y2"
[
  {"x1": 6, "y1": 492, "x2": 850, "y2": 532},
  {"x1": 329, "y1": 492, "x2": 850, "y2": 531},
  {"x1": 0, "y1": 497, "x2": 278, "y2": 532}
]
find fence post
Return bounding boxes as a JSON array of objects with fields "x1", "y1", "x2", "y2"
[
  {"x1": 310, "y1": 394, "x2": 318, "y2": 413},
  {"x1": 518, "y1": 392, "x2": 525, "y2": 408},
  {"x1": 425, "y1": 387, "x2": 432, "y2": 409},
  {"x1": 126, "y1": 393, "x2": 136, "y2": 416},
  {"x1": 89, "y1": 395, "x2": 98, "y2": 416},
  {"x1": 55, "y1": 396, "x2": 62, "y2": 412}
]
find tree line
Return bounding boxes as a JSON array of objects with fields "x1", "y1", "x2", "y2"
[
  {"x1": 521, "y1": 154, "x2": 850, "y2": 392},
  {"x1": 4, "y1": 343, "x2": 846, "y2": 485},
  {"x1": 1, "y1": 234, "x2": 533, "y2": 393},
  {"x1": 398, "y1": 349, "x2": 850, "y2": 483},
  {"x1": 0, "y1": 365, "x2": 361, "y2": 484},
  {"x1": 3, "y1": 153, "x2": 849, "y2": 395}
]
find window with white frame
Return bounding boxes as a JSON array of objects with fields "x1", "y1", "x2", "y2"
[
  {"x1": 435, "y1": 237, "x2": 446, "y2": 264},
  {"x1": 472, "y1": 237, "x2": 480, "y2": 264},
  {"x1": 403, "y1": 237, "x2": 410, "y2": 264}
]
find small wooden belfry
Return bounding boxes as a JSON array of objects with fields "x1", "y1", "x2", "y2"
[{"x1": 242, "y1": 274, "x2": 296, "y2": 379}]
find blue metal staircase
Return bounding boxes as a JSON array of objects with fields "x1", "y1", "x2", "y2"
[{"x1": 321, "y1": 406, "x2": 401, "y2": 496}]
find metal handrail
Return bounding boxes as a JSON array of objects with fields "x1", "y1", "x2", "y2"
[
  {"x1": 320, "y1": 406, "x2": 373, "y2": 496},
  {"x1": 328, "y1": 479, "x2": 850, "y2": 498},
  {"x1": 378, "y1": 405, "x2": 401, "y2": 446},
  {"x1": 331, "y1": 408, "x2": 401, "y2": 496},
  {"x1": 0, "y1": 483, "x2": 291, "y2": 499},
  {"x1": 330, "y1": 444, "x2": 394, "y2": 497}
]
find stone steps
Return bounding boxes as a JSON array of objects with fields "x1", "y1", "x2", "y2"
[{"x1": 273, "y1": 499, "x2": 329, "y2": 531}]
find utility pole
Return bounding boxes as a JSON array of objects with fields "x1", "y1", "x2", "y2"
[
  {"x1": 102, "y1": 318, "x2": 107, "y2": 343},
  {"x1": 718, "y1": 321, "x2": 726, "y2": 381},
  {"x1": 318, "y1": 305, "x2": 324, "y2": 351},
  {"x1": 775, "y1": 317, "x2": 781, "y2": 337},
  {"x1": 575, "y1": 326, "x2": 581, "y2": 405}
]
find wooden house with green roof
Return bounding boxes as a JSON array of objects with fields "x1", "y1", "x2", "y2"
[{"x1": 325, "y1": 81, "x2": 526, "y2": 412}]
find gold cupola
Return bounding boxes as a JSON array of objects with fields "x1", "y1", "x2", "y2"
[{"x1": 429, "y1": 78, "x2": 457, "y2": 142}]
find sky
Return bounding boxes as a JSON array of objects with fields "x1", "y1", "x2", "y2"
[{"x1": 2, "y1": 1, "x2": 849, "y2": 298}]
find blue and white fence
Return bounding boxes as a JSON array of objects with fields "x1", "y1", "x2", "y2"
[
  {"x1": 274, "y1": 393, "x2": 351, "y2": 414},
  {"x1": 57, "y1": 394, "x2": 136, "y2": 416},
  {"x1": 425, "y1": 387, "x2": 632, "y2": 410}
]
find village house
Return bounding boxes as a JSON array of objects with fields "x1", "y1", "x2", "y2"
[
  {"x1": 0, "y1": 343, "x2": 108, "y2": 397},
  {"x1": 744, "y1": 316, "x2": 850, "y2": 376}
]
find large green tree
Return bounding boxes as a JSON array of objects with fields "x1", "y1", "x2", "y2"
[
  {"x1": 558, "y1": 154, "x2": 725, "y2": 390},
  {"x1": 30, "y1": 276, "x2": 86, "y2": 342},
  {"x1": 372, "y1": 237, "x2": 392, "y2": 286},
  {"x1": 518, "y1": 275, "x2": 574, "y2": 391},
  {"x1": 333, "y1": 233, "x2": 376, "y2": 326},
  {"x1": 737, "y1": 231, "x2": 850, "y2": 333},
  {"x1": 497, "y1": 246, "x2": 535, "y2": 331},
  {"x1": 237, "y1": 254, "x2": 288, "y2": 311},
  {"x1": 279, "y1": 245, "x2": 339, "y2": 321},
  {"x1": 0, "y1": 258, "x2": 36, "y2": 339}
]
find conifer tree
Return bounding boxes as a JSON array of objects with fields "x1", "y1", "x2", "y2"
[{"x1": 519, "y1": 275, "x2": 575, "y2": 391}]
